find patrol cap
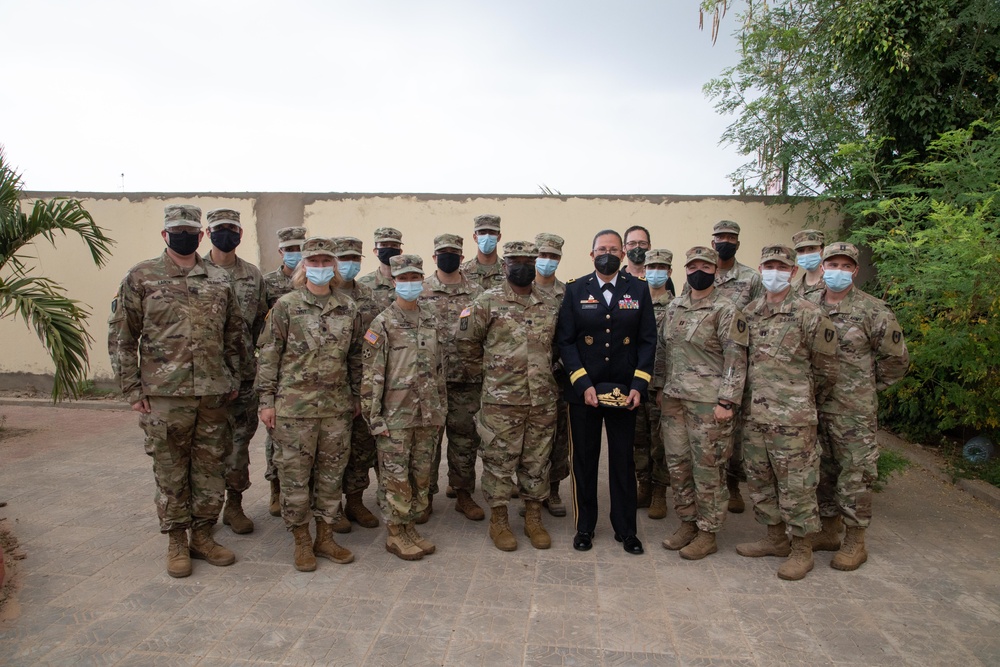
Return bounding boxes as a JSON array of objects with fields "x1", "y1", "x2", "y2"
[
  {"x1": 473, "y1": 214, "x2": 501, "y2": 233},
  {"x1": 792, "y1": 229, "x2": 826, "y2": 250},
  {"x1": 332, "y1": 236, "x2": 363, "y2": 257},
  {"x1": 373, "y1": 227, "x2": 403, "y2": 244},
  {"x1": 389, "y1": 253, "x2": 424, "y2": 277},
  {"x1": 301, "y1": 237, "x2": 337, "y2": 259},
  {"x1": 685, "y1": 246, "x2": 718, "y2": 266},
  {"x1": 206, "y1": 208, "x2": 241, "y2": 230},
  {"x1": 434, "y1": 233, "x2": 463, "y2": 252},
  {"x1": 822, "y1": 241, "x2": 860, "y2": 263},
  {"x1": 277, "y1": 226, "x2": 307, "y2": 249},
  {"x1": 713, "y1": 220, "x2": 741, "y2": 236},
  {"x1": 163, "y1": 204, "x2": 202, "y2": 230},
  {"x1": 759, "y1": 244, "x2": 797, "y2": 267},
  {"x1": 503, "y1": 240, "x2": 537, "y2": 258},
  {"x1": 644, "y1": 249, "x2": 673, "y2": 267},
  {"x1": 534, "y1": 233, "x2": 564, "y2": 257}
]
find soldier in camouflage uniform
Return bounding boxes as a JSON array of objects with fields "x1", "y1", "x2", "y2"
[
  {"x1": 358, "y1": 226, "x2": 403, "y2": 310},
  {"x1": 460, "y1": 214, "x2": 507, "y2": 290},
  {"x1": 108, "y1": 204, "x2": 243, "y2": 578},
  {"x1": 653, "y1": 247, "x2": 748, "y2": 560},
  {"x1": 256, "y1": 237, "x2": 361, "y2": 571},
  {"x1": 807, "y1": 242, "x2": 909, "y2": 571},
  {"x1": 420, "y1": 233, "x2": 486, "y2": 522},
  {"x1": 736, "y1": 245, "x2": 840, "y2": 581},
  {"x1": 456, "y1": 241, "x2": 560, "y2": 551},
  {"x1": 791, "y1": 229, "x2": 826, "y2": 298},
  {"x1": 261, "y1": 226, "x2": 308, "y2": 516},
  {"x1": 643, "y1": 249, "x2": 675, "y2": 520},
  {"x1": 203, "y1": 208, "x2": 268, "y2": 535},
  {"x1": 362, "y1": 254, "x2": 446, "y2": 561}
]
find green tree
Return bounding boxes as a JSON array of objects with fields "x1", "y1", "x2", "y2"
[{"x1": 0, "y1": 148, "x2": 115, "y2": 400}]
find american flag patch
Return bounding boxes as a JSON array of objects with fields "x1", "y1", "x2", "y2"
[
  {"x1": 460, "y1": 307, "x2": 471, "y2": 317},
  {"x1": 364, "y1": 329, "x2": 380, "y2": 345}
]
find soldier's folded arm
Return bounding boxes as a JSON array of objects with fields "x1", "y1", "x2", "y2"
[{"x1": 807, "y1": 310, "x2": 840, "y2": 404}]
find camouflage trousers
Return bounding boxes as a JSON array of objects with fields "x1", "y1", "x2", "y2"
[
  {"x1": 548, "y1": 396, "x2": 571, "y2": 483},
  {"x1": 726, "y1": 413, "x2": 747, "y2": 483},
  {"x1": 343, "y1": 413, "x2": 377, "y2": 495},
  {"x1": 743, "y1": 421, "x2": 821, "y2": 537},
  {"x1": 224, "y1": 380, "x2": 258, "y2": 493},
  {"x1": 430, "y1": 382, "x2": 482, "y2": 495},
  {"x1": 661, "y1": 398, "x2": 734, "y2": 533},
  {"x1": 633, "y1": 401, "x2": 652, "y2": 483},
  {"x1": 141, "y1": 395, "x2": 230, "y2": 533},
  {"x1": 817, "y1": 412, "x2": 878, "y2": 528},
  {"x1": 376, "y1": 426, "x2": 437, "y2": 525},
  {"x1": 273, "y1": 413, "x2": 352, "y2": 529},
  {"x1": 264, "y1": 431, "x2": 278, "y2": 482},
  {"x1": 478, "y1": 403, "x2": 555, "y2": 507},
  {"x1": 646, "y1": 398, "x2": 669, "y2": 486}
]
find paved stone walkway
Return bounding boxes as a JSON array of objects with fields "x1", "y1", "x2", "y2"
[{"x1": 0, "y1": 404, "x2": 998, "y2": 666}]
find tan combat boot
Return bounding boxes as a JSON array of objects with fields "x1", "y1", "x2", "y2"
[
  {"x1": 679, "y1": 530, "x2": 718, "y2": 560},
  {"x1": 455, "y1": 489, "x2": 485, "y2": 521},
  {"x1": 190, "y1": 526, "x2": 236, "y2": 566},
  {"x1": 385, "y1": 524, "x2": 423, "y2": 561},
  {"x1": 727, "y1": 477, "x2": 745, "y2": 513},
  {"x1": 543, "y1": 481, "x2": 567, "y2": 517},
  {"x1": 488, "y1": 505, "x2": 518, "y2": 551},
  {"x1": 222, "y1": 490, "x2": 254, "y2": 534},
  {"x1": 166, "y1": 529, "x2": 192, "y2": 578},
  {"x1": 291, "y1": 524, "x2": 316, "y2": 572},
  {"x1": 404, "y1": 523, "x2": 436, "y2": 556},
  {"x1": 736, "y1": 522, "x2": 791, "y2": 557},
  {"x1": 777, "y1": 535, "x2": 815, "y2": 580},
  {"x1": 314, "y1": 520, "x2": 354, "y2": 564},
  {"x1": 648, "y1": 484, "x2": 668, "y2": 520},
  {"x1": 831, "y1": 526, "x2": 868, "y2": 571},
  {"x1": 445, "y1": 485, "x2": 457, "y2": 498},
  {"x1": 662, "y1": 521, "x2": 698, "y2": 550},
  {"x1": 810, "y1": 515, "x2": 843, "y2": 552},
  {"x1": 523, "y1": 500, "x2": 552, "y2": 549},
  {"x1": 416, "y1": 495, "x2": 433, "y2": 525},
  {"x1": 344, "y1": 491, "x2": 379, "y2": 528},
  {"x1": 637, "y1": 478, "x2": 652, "y2": 508},
  {"x1": 268, "y1": 478, "x2": 281, "y2": 517},
  {"x1": 331, "y1": 503, "x2": 352, "y2": 534}
]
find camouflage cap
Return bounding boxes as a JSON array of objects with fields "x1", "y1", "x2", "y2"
[
  {"x1": 301, "y1": 236, "x2": 337, "y2": 259},
  {"x1": 685, "y1": 246, "x2": 719, "y2": 266},
  {"x1": 389, "y1": 253, "x2": 424, "y2": 277},
  {"x1": 644, "y1": 248, "x2": 674, "y2": 267},
  {"x1": 373, "y1": 227, "x2": 403, "y2": 244},
  {"x1": 332, "y1": 236, "x2": 363, "y2": 257},
  {"x1": 503, "y1": 240, "x2": 537, "y2": 258},
  {"x1": 713, "y1": 219, "x2": 741, "y2": 236},
  {"x1": 792, "y1": 229, "x2": 826, "y2": 250},
  {"x1": 277, "y1": 226, "x2": 308, "y2": 249},
  {"x1": 822, "y1": 241, "x2": 860, "y2": 263},
  {"x1": 473, "y1": 214, "x2": 501, "y2": 232},
  {"x1": 434, "y1": 233, "x2": 463, "y2": 252},
  {"x1": 206, "y1": 208, "x2": 241, "y2": 229},
  {"x1": 760, "y1": 244, "x2": 797, "y2": 267},
  {"x1": 163, "y1": 204, "x2": 202, "y2": 230},
  {"x1": 534, "y1": 233, "x2": 565, "y2": 257}
]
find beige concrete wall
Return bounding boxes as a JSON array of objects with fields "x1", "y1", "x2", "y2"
[{"x1": 2, "y1": 192, "x2": 841, "y2": 386}]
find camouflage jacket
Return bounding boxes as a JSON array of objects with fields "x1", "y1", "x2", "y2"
[
  {"x1": 263, "y1": 267, "x2": 295, "y2": 310},
  {"x1": 108, "y1": 251, "x2": 243, "y2": 404},
  {"x1": 743, "y1": 290, "x2": 840, "y2": 426},
  {"x1": 358, "y1": 268, "x2": 396, "y2": 311},
  {"x1": 808, "y1": 287, "x2": 909, "y2": 416},
  {"x1": 715, "y1": 261, "x2": 764, "y2": 310},
  {"x1": 255, "y1": 288, "x2": 363, "y2": 418},
  {"x1": 456, "y1": 282, "x2": 560, "y2": 407},
  {"x1": 650, "y1": 289, "x2": 674, "y2": 331},
  {"x1": 361, "y1": 302, "x2": 447, "y2": 433},
  {"x1": 792, "y1": 272, "x2": 826, "y2": 299},
  {"x1": 338, "y1": 280, "x2": 383, "y2": 332},
  {"x1": 653, "y1": 290, "x2": 748, "y2": 405},
  {"x1": 204, "y1": 253, "x2": 268, "y2": 381},
  {"x1": 420, "y1": 271, "x2": 484, "y2": 383},
  {"x1": 534, "y1": 277, "x2": 566, "y2": 301},
  {"x1": 460, "y1": 256, "x2": 507, "y2": 291}
]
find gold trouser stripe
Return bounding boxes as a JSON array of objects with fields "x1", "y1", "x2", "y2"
[
  {"x1": 566, "y1": 402, "x2": 579, "y2": 526},
  {"x1": 569, "y1": 368, "x2": 588, "y2": 384},
  {"x1": 634, "y1": 370, "x2": 651, "y2": 382}
]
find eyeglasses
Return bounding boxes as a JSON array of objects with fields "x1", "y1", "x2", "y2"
[
  {"x1": 624, "y1": 240, "x2": 650, "y2": 250},
  {"x1": 594, "y1": 247, "x2": 621, "y2": 254}
]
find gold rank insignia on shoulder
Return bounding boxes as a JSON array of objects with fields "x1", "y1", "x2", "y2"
[
  {"x1": 623, "y1": 337, "x2": 630, "y2": 345},
  {"x1": 585, "y1": 336, "x2": 594, "y2": 345},
  {"x1": 596, "y1": 386, "x2": 628, "y2": 408}
]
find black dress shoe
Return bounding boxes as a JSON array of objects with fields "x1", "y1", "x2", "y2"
[
  {"x1": 573, "y1": 531, "x2": 594, "y2": 551},
  {"x1": 615, "y1": 534, "x2": 644, "y2": 555}
]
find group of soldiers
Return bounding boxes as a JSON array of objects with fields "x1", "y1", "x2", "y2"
[{"x1": 108, "y1": 206, "x2": 908, "y2": 582}]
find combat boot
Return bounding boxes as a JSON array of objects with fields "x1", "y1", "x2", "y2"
[
  {"x1": 385, "y1": 524, "x2": 423, "y2": 560},
  {"x1": 727, "y1": 477, "x2": 745, "y2": 513},
  {"x1": 648, "y1": 484, "x2": 668, "y2": 520},
  {"x1": 268, "y1": 478, "x2": 281, "y2": 517},
  {"x1": 222, "y1": 490, "x2": 254, "y2": 534},
  {"x1": 488, "y1": 505, "x2": 518, "y2": 551},
  {"x1": 190, "y1": 526, "x2": 236, "y2": 566},
  {"x1": 810, "y1": 515, "x2": 843, "y2": 552},
  {"x1": 404, "y1": 523, "x2": 436, "y2": 555},
  {"x1": 291, "y1": 524, "x2": 316, "y2": 572},
  {"x1": 416, "y1": 495, "x2": 433, "y2": 524},
  {"x1": 662, "y1": 521, "x2": 698, "y2": 550},
  {"x1": 543, "y1": 481, "x2": 567, "y2": 517},
  {"x1": 445, "y1": 485, "x2": 457, "y2": 498},
  {"x1": 331, "y1": 503, "x2": 352, "y2": 533},
  {"x1": 344, "y1": 491, "x2": 379, "y2": 528},
  {"x1": 314, "y1": 520, "x2": 354, "y2": 564},
  {"x1": 523, "y1": 500, "x2": 552, "y2": 549},
  {"x1": 455, "y1": 489, "x2": 485, "y2": 521},
  {"x1": 737, "y1": 522, "x2": 791, "y2": 558},
  {"x1": 831, "y1": 526, "x2": 868, "y2": 571},
  {"x1": 637, "y1": 478, "x2": 652, "y2": 508},
  {"x1": 166, "y1": 529, "x2": 191, "y2": 578},
  {"x1": 679, "y1": 530, "x2": 718, "y2": 560},
  {"x1": 777, "y1": 535, "x2": 814, "y2": 580}
]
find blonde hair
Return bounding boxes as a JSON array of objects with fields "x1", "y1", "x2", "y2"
[{"x1": 291, "y1": 259, "x2": 343, "y2": 290}]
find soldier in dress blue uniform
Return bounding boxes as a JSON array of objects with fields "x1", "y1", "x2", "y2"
[{"x1": 556, "y1": 229, "x2": 658, "y2": 555}]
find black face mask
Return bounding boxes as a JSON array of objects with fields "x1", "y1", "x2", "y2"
[
  {"x1": 377, "y1": 247, "x2": 402, "y2": 266},
  {"x1": 167, "y1": 231, "x2": 200, "y2": 256},
  {"x1": 436, "y1": 252, "x2": 461, "y2": 274},
  {"x1": 507, "y1": 263, "x2": 536, "y2": 287},
  {"x1": 686, "y1": 269, "x2": 716, "y2": 291},
  {"x1": 714, "y1": 242, "x2": 738, "y2": 261},
  {"x1": 626, "y1": 247, "x2": 647, "y2": 265},
  {"x1": 594, "y1": 253, "x2": 621, "y2": 276},
  {"x1": 210, "y1": 229, "x2": 241, "y2": 253}
]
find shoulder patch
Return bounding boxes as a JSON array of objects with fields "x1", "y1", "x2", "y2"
[
  {"x1": 110, "y1": 296, "x2": 118, "y2": 314},
  {"x1": 364, "y1": 329, "x2": 380, "y2": 346},
  {"x1": 892, "y1": 330, "x2": 901, "y2": 345},
  {"x1": 737, "y1": 319, "x2": 746, "y2": 333},
  {"x1": 825, "y1": 328, "x2": 835, "y2": 343},
  {"x1": 460, "y1": 306, "x2": 471, "y2": 318}
]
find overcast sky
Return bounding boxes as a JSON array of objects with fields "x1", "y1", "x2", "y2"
[{"x1": 2, "y1": 1, "x2": 746, "y2": 195}]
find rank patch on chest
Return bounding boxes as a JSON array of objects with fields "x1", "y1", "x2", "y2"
[{"x1": 364, "y1": 329, "x2": 380, "y2": 346}]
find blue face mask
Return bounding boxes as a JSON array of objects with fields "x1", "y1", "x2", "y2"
[
  {"x1": 823, "y1": 268, "x2": 854, "y2": 292},
  {"x1": 797, "y1": 252, "x2": 822, "y2": 271},
  {"x1": 476, "y1": 234, "x2": 498, "y2": 255},
  {"x1": 645, "y1": 269, "x2": 668, "y2": 288},
  {"x1": 305, "y1": 266, "x2": 335, "y2": 286},
  {"x1": 283, "y1": 251, "x2": 302, "y2": 270},
  {"x1": 337, "y1": 260, "x2": 361, "y2": 282},
  {"x1": 535, "y1": 258, "x2": 559, "y2": 277},
  {"x1": 395, "y1": 280, "x2": 423, "y2": 302}
]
